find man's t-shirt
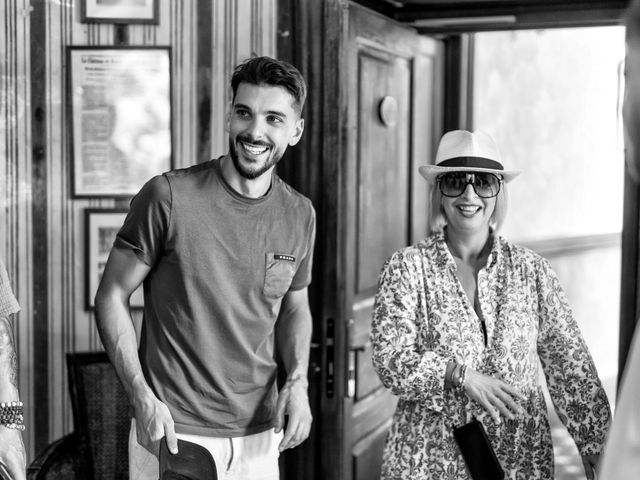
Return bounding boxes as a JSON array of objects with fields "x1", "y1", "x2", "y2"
[{"x1": 115, "y1": 157, "x2": 316, "y2": 437}]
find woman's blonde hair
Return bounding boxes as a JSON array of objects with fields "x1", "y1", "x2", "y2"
[{"x1": 427, "y1": 177, "x2": 509, "y2": 234}]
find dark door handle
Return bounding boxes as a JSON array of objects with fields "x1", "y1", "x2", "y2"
[{"x1": 325, "y1": 318, "x2": 335, "y2": 398}]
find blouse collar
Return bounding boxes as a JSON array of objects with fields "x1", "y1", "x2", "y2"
[{"x1": 431, "y1": 229, "x2": 503, "y2": 271}]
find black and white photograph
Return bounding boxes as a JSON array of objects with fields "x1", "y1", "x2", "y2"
[
  {"x1": 84, "y1": 209, "x2": 144, "y2": 310},
  {"x1": 3, "y1": 1, "x2": 640, "y2": 480},
  {"x1": 68, "y1": 46, "x2": 172, "y2": 197},
  {"x1": 81, "y1": 0, "x2": 159, "y2": 24}
]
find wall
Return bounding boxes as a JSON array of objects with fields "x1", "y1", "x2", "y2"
[
  {"x1": 1, "y1": 0, "x2": 37, "y2": 459},
  {"x1": 1, "y1": 0, "x2": 277, "y2": 460}
]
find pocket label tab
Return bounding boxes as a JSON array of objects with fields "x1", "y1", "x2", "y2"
[{"x1": 274, "y1": 254, "x2": 296, "y2": 263}]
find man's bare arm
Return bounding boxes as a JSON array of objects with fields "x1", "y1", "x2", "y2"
[
  {"x1": 274, "y1": 287, "x2": 313, "y2": 451},
  {"x1": 94, "y1": 247, "x2": 177, "y2": 455},
  {"x1": 95, "y1": 248, "x2": 149, "y2": 398}
]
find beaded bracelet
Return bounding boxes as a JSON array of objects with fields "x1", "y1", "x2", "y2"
[{"x1": 0, "y1": 401, "x2": 25, "y2": 431}]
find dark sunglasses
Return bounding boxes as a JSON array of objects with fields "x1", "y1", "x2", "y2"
[{"x1": 437, "y1": 172, "x2": 502, "y2": 198}]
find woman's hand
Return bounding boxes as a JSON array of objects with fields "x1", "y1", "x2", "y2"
[
  {"x1": 0, "y1": 427, "x2": 25, "y2": 480},
  {"x1": 463, "y1": 368, "x2": 525, "y2": 423},
  {"x1": 581, "y1": 454, "x2": 599, "y2": 480}
]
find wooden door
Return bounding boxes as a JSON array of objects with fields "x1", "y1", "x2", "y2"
[
  {"x1": 317, "y1": 4, "x2": 443, "y2": 479},
  {"x1": 276, "y1": 2, "x2": 442, "y2": 478}
]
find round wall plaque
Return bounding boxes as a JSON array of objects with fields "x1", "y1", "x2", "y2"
[{"x1": 378, "y1": 95, "x2": 398, "y2": 127}]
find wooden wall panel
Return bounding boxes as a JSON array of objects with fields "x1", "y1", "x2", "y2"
[
  {"x1": 2, "y1": 0, "x2": 278, "y2": 460},
  {"x1": 1, "y1": 0, "x2": 35, "y2": 458},
  {"x1": 209, "y1": 0, "x2": 277, "y2": 157}
]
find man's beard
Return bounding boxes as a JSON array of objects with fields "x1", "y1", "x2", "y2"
[{"x1": 229, "y1": 137, "x2": 281, "y2": 180}]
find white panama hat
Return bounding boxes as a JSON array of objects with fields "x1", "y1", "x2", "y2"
[{"x1": 418, "y1": 130, "x2": 521, "y2": 183}]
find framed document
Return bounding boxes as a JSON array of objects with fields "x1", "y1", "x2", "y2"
[
  {"x1": 85, "y1": 209, "x2": 144, "y2": 310},
  {"x1": 68, "y1": 46, "x2": 172, "y2": 197},
  {"x1": 81, "y1": 0, "x2": 159, "y2": 24}
]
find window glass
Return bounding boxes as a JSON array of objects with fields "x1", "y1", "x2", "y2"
[
  {"x1": 473, "y1": 27, "x2": 625, "y2": 241},
  {"x1": 473, "y1": 27, "x2": 624, "y2": 478}
]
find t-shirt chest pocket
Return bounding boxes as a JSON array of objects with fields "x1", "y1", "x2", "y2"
[{"x1": 263, "y1": 252, "x2": 296, "y2": 298}]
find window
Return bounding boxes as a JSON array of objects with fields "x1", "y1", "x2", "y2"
[{"x1": 473, "y1": 26, "x2": 625, "y2": 479}]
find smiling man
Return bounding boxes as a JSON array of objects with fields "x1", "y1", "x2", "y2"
[{"x1": 95, "y1": 56, "x2": 316, "y2": 480}]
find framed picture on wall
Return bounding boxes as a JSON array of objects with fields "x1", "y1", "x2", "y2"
[
  {"x1": 81, "y1": 0, "x2": 159, "y2": 24},
  {"x1": 85, "y1": 209, "x2": 144, "y2": 310},
  {"x1": 68, "y1": 46, "x2": 172, "y2": 197}
]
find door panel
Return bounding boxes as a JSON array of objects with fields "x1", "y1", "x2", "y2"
[
  {"x1": 356, "y1": 48, "x2": 411, "y2": 295},
  {"x1": 352, "y1": 388, "x2": 398, "y2": 440},
  {"x1": 339, "y1": 4, "x2": 443, "y2": 480},
  {"x1": 356, "y1": 343, "x2": 379, "y2": 400},
  {"x1": 353, "y1": 420, "x2": 391, "y2": 480}
]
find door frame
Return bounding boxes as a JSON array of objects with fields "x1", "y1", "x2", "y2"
[
  {"x1": 277, "y1": 0, "x2": 351, "y2": 477},
  {"x1": 276, "y1": 1, "x2": 637, "y2": 479}
]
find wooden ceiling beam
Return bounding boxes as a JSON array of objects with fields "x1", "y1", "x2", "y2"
[
  {"x1": 351, "y1": 0, "x2": 629, "y2": 34},
  {"x1": 393, "y1": 0, "x2": 629, "y2": 17},
  {"x1": 410, "y1": 9, "x2": 627, "y2": 34}
]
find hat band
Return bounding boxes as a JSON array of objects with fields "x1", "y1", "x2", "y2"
[{"x1": 438, "y1": 156, "x2": 504, "y2": 171}]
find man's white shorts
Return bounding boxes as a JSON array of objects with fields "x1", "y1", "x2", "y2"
[{"x1": 128, "y1": 419, "x2": 282, "y2": 480}]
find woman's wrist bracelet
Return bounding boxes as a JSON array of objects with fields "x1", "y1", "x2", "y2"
[
  {"x1": 456, "y1": 365, "x2": 467, "y2": 392},
  {"x1": 452, "y1": 364, "x2": 467, "y2": 392},
  {"x1": 445, "y1": 362, "x2": 457, "y2": 389}
]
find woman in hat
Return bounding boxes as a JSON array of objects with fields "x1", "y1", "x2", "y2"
[{"x1": 370, "y1": 130, "x2": 611, "y2": 480}]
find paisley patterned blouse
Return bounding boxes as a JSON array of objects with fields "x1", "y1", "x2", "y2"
[{"x1": 370, "y1": 232, "x2": 611, "y2": 480}]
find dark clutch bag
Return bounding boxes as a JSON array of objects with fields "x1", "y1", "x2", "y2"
[
  {"x1": 453, "y1": 419, "x2": 505, "y2": 480},
  {"x1": 159, "y1": 437, "x2": 218, "y2": 480}
]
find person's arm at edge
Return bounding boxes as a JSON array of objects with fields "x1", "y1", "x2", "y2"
[
  {"x1": 94, "y1": 247, "x2": 178, "y2": 456},
  {"x1": 0, "y1": 316, "x2": 25, "y2": 480},
  {"x1": 598, "y1": 326, "x2": 640, "y2": 479},
  {"x1": 535, "y1": 258, "x2": 610, "y2": 480},
  {"x1": 274, "y1": 287, "x2": 313, "y2": 451}
]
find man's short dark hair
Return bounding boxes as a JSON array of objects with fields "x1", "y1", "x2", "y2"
[{"x1": 231, "y1": 56, "x2": 307, "y2": 116}]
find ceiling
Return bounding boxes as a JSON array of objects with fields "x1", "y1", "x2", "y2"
[{"x1": 351, "y1": 0, "x2": 631, "y2": 34}]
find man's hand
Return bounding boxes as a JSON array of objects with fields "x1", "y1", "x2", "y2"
[
  {"x1": 274, "y1": 377, "x2": 312, "y2": 451},
  {"x1": 133, "y1": 387, "x2": 178, "y2": 457},
  {"x1": 0, "y1": 427, "x2": 25, "y2": 480}
]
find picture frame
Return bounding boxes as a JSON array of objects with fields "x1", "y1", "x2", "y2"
[
  {"x1": 85, "y1": 209, "x2": 144, "y2": 310},
  {"x1": 68, "y1": 46, "x2": 172, "y2": 198},
  {"x1": 81, "y1": 0, "x2": 159, "y2": 24}
]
